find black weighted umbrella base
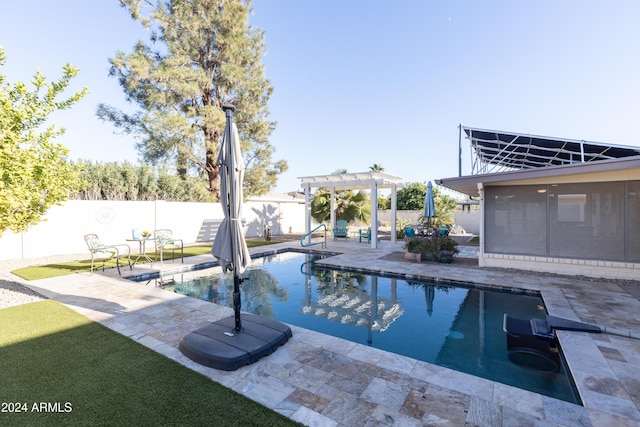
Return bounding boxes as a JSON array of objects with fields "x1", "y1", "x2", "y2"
[{"x1": 179, "y1": 313, "x2": 292, "y2": 371}]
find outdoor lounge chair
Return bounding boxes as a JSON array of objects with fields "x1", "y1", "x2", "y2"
[
  {"x1": 359, "y1": 221, "x2": 381, "y2": 243},
  {"x1": 405, "y1": 227, "x2": 416, "y2": 239},
  {"x1": 332, "y1": 220, "x2": 349, "y2": 241},
  {"x1": 154, "y1": 229, "x2": 184, "y2": 263},
  {"x1": 84, "y1": 234, "x2": 131, "y2": 275}
]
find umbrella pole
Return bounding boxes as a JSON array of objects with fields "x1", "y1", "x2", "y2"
[
  {"x1": 179, "y1": 106, "x2": 292, "y2": 369},
  {"x1": 233, "y1": 274, "x2": 242, "y2": 332},
  {"x1": 223, "y1": 104, "x2": 243, "y2": 333}
]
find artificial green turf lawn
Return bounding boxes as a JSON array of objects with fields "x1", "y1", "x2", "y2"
[
  {"x1": 0, "y1": 300, "x2": 301, "y2": 427},
  {"x1": 11, "y1": 241, "x2": 276, "y2": 281}
]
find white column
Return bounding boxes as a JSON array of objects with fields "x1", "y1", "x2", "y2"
[
  {"x1": 390, "y1": 185, "x2": 397, "y2": 244},
  {"x1": 371, "y1": 181, "x2": 378, "y2": 249},
  {"x1": 330, "y1": 187, "x2": 336, "y2": 232},
  {"x1": 305, "y1": 184, "x2": 312, "y2": 245},
  {"x1": 477, "y1": 182, "x2": 484, "y2": 266}
]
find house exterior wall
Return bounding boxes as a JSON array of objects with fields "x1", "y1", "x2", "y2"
[
  {"x1": 477, "y1": 175, "x2": 640, "y2": 280},
  {"x1": 480, "y1": 253, "x2": 640, "y2": 281}
]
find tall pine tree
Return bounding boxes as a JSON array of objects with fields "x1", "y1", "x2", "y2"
[{"x1": 97, "y1": 0, "x2": 287, "y2": 197}]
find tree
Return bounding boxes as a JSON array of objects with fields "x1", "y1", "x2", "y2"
[
  {"x1": 0, "y1": 47, "x2": 87, "y2": 236},
  {"x1": 432, "y1": 187, "x2": 457, "y2": 226},
  {"x1": 97, "y1": 0, "x2": 287, "y2": 197},
  {"x1": 72, "y1": 160, "x2": 213, "y2": 202},
  {"x1": 396, "y1": 182, "x2": 426, "y2": 210},
  {"x1": 368, "y1": 164, "x2": 388, "y2": 208},
  {"x1": 311, "y1": 188, "x2": 371, "y2": 224},
  {"x1": 377, "y1": 195, "x2": 390, "y2": 210},
  {"x1": 397, "y1": 181, "x2": 458, "y2": 226}
]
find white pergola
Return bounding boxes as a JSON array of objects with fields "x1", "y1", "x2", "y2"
[{"x1": 299, "y1": 172, "x2": 403, "y2": 249}]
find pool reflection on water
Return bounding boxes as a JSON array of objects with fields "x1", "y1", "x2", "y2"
[{"x1": 157, "y1": 251, "x2": 581, "y2": 404}]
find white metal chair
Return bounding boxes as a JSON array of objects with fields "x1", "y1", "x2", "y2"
[
  {"x1": 84, "y1": 234, "x2": 131, "y2": 275},
  {"x1": 154, "y1": 229, "x2": 184, "y2": 263}
]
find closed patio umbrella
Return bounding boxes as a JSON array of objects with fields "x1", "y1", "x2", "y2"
[
  {"x1": 211, "y1": 104, "x2": 251, "y2": 332},
  {"x1": 424, "y1": 181, "x2": 436, "y2": 227},
  {"x1": 180, "y1": 104, "x2": 291, "y2": 371}
]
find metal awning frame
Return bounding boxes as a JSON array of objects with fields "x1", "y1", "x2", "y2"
[{"x1": 464, "y1": 126, "x2": 640, "y2": 176}]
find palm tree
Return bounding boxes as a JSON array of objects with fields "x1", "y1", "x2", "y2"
[
  {"x1": 311, "y1": 188, "x2": 371, "y2": 224},
  {"x1": 369, "y1": 164, "x2": 388, "y2": 208}
]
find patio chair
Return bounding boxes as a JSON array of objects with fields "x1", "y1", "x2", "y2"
[
  {"x1": 332, "y1": 220, "x2": 349, "y2": 241},
  {"x1": 405, "y1": 227, "x2": 416, "y2": 239},
  {"x1": 154, "y1": 229, "x2": 184, "y2": 263},
  {"x1": 359, "y1": 221, "x2": 381, "y2": 243},
  {"x1": 84, "y1": 234, "x2": 131, "y2": 275}
]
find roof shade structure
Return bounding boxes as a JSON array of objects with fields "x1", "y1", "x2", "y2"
[
  {"x1": 465, "y1": 126, "x2": 640, "y2": 175},
  {"x1": 299, "y1": 172, "x2": 403, "y2": 249},
  {"x1": 438, "y1": 155, "x2": 640, "y2": 196}
]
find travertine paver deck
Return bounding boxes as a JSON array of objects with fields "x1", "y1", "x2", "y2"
[{"x1": 3, "y1": 239, "x2": 640, "y2": 426}]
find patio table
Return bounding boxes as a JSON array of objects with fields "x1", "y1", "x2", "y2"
[{"x1": 126, "y1": 237, "x2": 156, "y2": 266}]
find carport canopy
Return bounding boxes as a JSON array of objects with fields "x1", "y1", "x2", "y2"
[{"x1": 299, "y1": 172, "x2": 403, "y2": 248}]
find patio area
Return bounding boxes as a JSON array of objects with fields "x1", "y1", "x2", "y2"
[{"x1": 2, "y1": 238, "x2": 640, "y2": 426}]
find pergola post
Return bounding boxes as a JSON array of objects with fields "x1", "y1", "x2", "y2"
[
  {"x1": 477, "y1": 182, "x2": 484, "y2": 266},
  {"x1": 390, "y1": 184, "x2": 397, "y2": 244},
  {"x1": 330, "y1": 187, "x2": 336, "y2": 235},
  {"x1": 304, "y1": 183, "x2": 312, "y2": 245},
  {"x1": 370, "y1": 181, "x2": 378, "y2": 249}
]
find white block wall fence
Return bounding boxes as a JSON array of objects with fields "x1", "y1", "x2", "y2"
[
  {"x1": 0, "y1": 198, "x2": 307, "y2": 261},
  {"x1": 0, "y1": 199, "x2": 479, "y2": 261}
]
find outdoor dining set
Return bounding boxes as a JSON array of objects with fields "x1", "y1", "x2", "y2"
[{"x1": 83, "y1": 229, "x2": 184, "y2": 275}]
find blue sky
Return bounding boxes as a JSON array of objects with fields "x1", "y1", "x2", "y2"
[{"x1": 2, "y1": 1, "x2": 639, "y2": 194}]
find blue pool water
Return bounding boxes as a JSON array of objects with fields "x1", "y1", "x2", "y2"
[{"x1": 155, "y1": 251, "x2": 580, "y2": 404}]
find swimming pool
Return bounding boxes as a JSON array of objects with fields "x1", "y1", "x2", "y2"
[{"x1": 152, "y1": 251, "x2": 580, "y2": 404}]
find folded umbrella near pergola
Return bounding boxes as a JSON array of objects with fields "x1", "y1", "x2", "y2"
[
  {"x1": 179, "y1": 104, "x2": 291, "y2": 371},
  {"x1": 424, "y1": 181, "x2": 436, "y2": 228}
]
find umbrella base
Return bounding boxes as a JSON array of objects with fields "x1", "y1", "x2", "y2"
[{"x1": 179, "y1": 313, "x2": 292, "y2": 371}]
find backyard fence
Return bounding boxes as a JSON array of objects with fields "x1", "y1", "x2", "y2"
[
  {"x1": 0, "y1": 200, "x2": 479, "y2": 261},
  {"x1": 0, "y1": 198, "x2": 306, "y2": 261}
]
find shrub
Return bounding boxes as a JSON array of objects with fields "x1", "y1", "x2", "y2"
[
  {"x1": 403, "y1": 235, "x2": 459, "y2": 263},
  {"x1": 403, "y1": 237, "x2": 429, "y2": 254},
  {"x1": 396, "y1": 218, "x2": 412, "y2": 239},
  {"x1": 432, "y1": 235, "x2": 459, "y2": 254}
]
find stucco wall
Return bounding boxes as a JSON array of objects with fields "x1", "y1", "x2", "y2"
[
  {"x1": 0, "y1": 199, "x2": 306, "y2": 261},
  {"x1": 377, "y1": 210, "x2": 480, "y2": 234},
  {"x1": 0, "y1": 201, "x2": 478, "y2": 262},
  {"x1": 452, "y1": 210, "x2": 480, "y2": 235}
]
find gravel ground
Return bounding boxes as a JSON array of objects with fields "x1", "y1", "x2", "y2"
[
  {"x1": 0, "y1": 280, "x2": 47, "y2": 309},
  {"x1": 0, "y1": 253, "x2": 85, "y2": 310}
]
